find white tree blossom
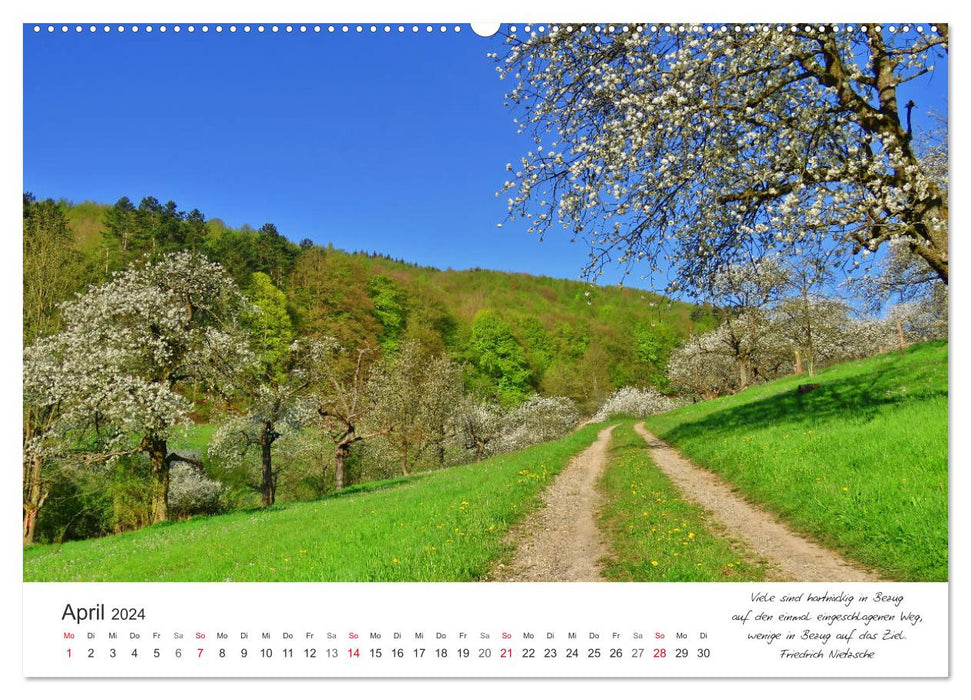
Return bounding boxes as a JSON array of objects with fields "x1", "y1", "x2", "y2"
[
  {"x1": 367, "y1": 341, "x2": 464, "y2": 475},
  {"x1": 667, "y1": 334, "x2": 739, "y2": 399},
  {"x1": 772, "y1": 296, "x2": 856, "y2": 376},
  {"x1": 22, "y1": 251, "x2": 253, "y2": 523},
  {"x1": 453, "y1": 397, "x2": 507, "y2": 461},
  {"x1": 167, "y1": 463, "x2": 226, "y2": 518},
  {"x1": 497, "y1": 24, "x2": 948, "y2": 290},
  {"x1": 887, "y1": 294, "x2": 948, "y2": 344},
  {"x1": 494, "y1": 395, "x2": 580, "y2": 454},
  {"x1": 592, "y1": 386, "x2": 680, "y2": 422},
  {"x1": 207, "y1": 338, "x2": 330, "y2": 506}
]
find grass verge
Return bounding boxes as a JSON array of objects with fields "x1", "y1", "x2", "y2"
[{"x1": 598, "y1": 422, "x2": 767, "y2": 581}]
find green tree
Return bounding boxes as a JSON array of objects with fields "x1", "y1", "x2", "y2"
[
  {"x1": 289, "y1": 247, "x2": 382, "y2": 349},
  {"x1": 367, "y1": 274, "x2": 408, "y2": 352},
  {"x1": 100, "y1": 196, "x2": 140, "y2": 271},
  {"x1": 466, "y1": 310, "x2": 532, "y2": 405},
  {"x1": 254, "y1": 223, "x2": 299, "y2": 285},
  {"x1": 23, "y1": 194, "x2": 85, "y2": 344},
  {"x1": 247, "y1": 272, "x2": 295, "y2": 379}
]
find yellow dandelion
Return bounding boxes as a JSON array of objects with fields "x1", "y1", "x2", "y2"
[{"x1": 651, "y1": 560, "x2": 659, "y2": 566}]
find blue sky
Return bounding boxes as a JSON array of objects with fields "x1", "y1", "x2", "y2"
[{"x1": 23, "y1": 24, "x2": 949, "y2": 294}]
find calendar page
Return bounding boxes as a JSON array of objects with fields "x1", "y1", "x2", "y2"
[{"x1": 15, "y1": 0, "x2": 958, "y2": 692}]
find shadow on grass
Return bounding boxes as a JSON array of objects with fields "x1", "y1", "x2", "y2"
[{"x1": 659, "y1": 343, "x2": 947, "y2": 445}]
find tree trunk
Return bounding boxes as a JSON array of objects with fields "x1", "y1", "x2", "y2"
[
  {"x1": 738, "y1": 358, "x2": 750, "y2": 390},
  {"x1": 911, "y1": 201, "x2": 948, "y2": 284},
  {"x1": 23, "y1": 454, "x2": 46, "y2": 545},
  {"x1": 260, "y1": 422, "x2": 275, "y2": 507},
  {"x1": 793, "y1": 348, "x2": 803, "y2": 375},
  {"x1": 897, "y1": 319, "x2": 906, "y2": 352},
  {"x1": 400, "y1": 453, "x2": 410, "y2": 477},
  {"x1": 334, "y1": 442, "x2": 350, "y2": 490},
  {"x1": 147, "y1": 437, "x2": 169, "y2": 524}
]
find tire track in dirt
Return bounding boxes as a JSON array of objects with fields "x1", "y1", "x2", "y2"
[
  {"x1": 633, "y1": 422, "x2": 883, "y2": 582},
  {"x1": 492, "y1": 425, "x2": 616, "y2": 582}
]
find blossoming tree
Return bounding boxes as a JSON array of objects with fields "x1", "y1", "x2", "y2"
[
  {"x1": 496, "y1": 24, "x2": 948, "y2": 290},
  {"x1": 308, "y1": 342, "x2": 391, "y2": 490},
  {"x1": 367, "y1": 341, "x2": 464, "y2": 475},
  {"x1": 208, "y1": 340, "x2": 327, "y2": 507},
  {"x1": 23, "y1": 252, "x2": 252, "y2": 525}
]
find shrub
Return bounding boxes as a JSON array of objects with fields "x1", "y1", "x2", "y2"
[
  {"x1": 167, "y1": 463, "x2": 226, "y2": 518},
  {"x1": 495, "y1": 395, "x2": 579, "y2": 453},
  {"x1": 592, "y1": 386, "x2": 680, "y2": 423}
]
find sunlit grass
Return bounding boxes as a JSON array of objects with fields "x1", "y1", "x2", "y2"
[
  {"x1": 598, "y1": 422, "x2": 767, "y2": 582},
  {"x1": 644, "y1": 341, "x2": 948, "y2": 582},
  {"x1": 23, "y1": 425, "x2": 603, "y2": 582}
]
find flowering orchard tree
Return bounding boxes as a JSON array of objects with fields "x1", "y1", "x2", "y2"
[
  {"x1": 208, "y1": 339, "x2": 330, "y2": 506},
  {"x1": 668, "y1": 312, "x2": 790, "y2": 397},
  {"x1": 453, "y1": 397, "x2": 506, "y2": 461},
  {"x1": 368, "y1": 341, "x2": 464, "y2": 475},
  {"x1": 22, "y1": 342, "x2": 66, "y2": 544},
  {"x1": 772, "y1": 297, "x2": 855, "y2": 376},
  {"x1": 495, "y1": 395, "x2": 580, "y2": 454},
  {"x1": 167, "y1": 463, "x2": 225, "y2": 518},
  {"x1": 704, "y1": 257, "x2": 790, "y2": 311},
  {"x1": 496, "y1": 24, "x2": 948, "y2": 290},
  {"x1": 667, "y1": 334, "x2": 739, "y2": 399},
  {"x1": 22, "y1": 252, "x2": 253, "y2": 525},
  {"x1": 887, "y1": 295, "x2": 947, "y2": 344},
  {"x1": 591, "y1": 386, "x2": 679, "y2": 422},
  {"x1": 841, "y1": 316, "x2": 898, "y2": 358},
  {"x1": 308, "y1": 341, "x2": 391, "y2": 490}
]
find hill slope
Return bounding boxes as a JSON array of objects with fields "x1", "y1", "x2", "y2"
[
  {"x1": 43, "y1": 197, "x2": 717, "y2": 409},
  {"x1": 644, "y1": 341, "x2": 948, "y2": 581}
]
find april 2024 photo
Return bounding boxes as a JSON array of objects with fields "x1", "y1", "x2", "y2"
[
  {"x1": 18, "y1": 18, "x2": 951, "y2": 681},
  {"x1": 22, "y1": 21, "x2": 947, "y2": 588}
]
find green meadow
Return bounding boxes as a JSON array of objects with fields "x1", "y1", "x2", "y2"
[
  {"x1": 23, "y1": 425, "x2": 601, "y2": 582},
  {"x1": 23, "y1": 344, "x2": 948, "y2": 583},
  {"x1": 644, "y1": 341, "x2": 948, "y2": 582}
]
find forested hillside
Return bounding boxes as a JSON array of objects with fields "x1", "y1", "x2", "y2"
[
  {"x1": 28, "y1": 194, "x2": 714, "y2": 407},
  {"x1": 23, "y1": 193, "x2": 713, "y2": 545}
]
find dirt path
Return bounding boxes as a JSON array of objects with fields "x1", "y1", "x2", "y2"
[
  {"x1": 633, "y1": 423, "x2": 882, "y2": 582},
  {"x1": 492, "y1": 425, "x2": 616, "y2": 582}
]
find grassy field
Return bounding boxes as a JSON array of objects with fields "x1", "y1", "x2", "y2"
[
  {"x1": 644, "y1": 341, "x2": 948, "y2": 582},
  {"x1": 598, "y1": 422, "x2": 767, "y2": 582},
  {"x1": 23, "y1": 343, "x2": 947, "y2": 582},
  {"x1": 23, "y1": 425, "x2": 602, "y2": 582}
]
